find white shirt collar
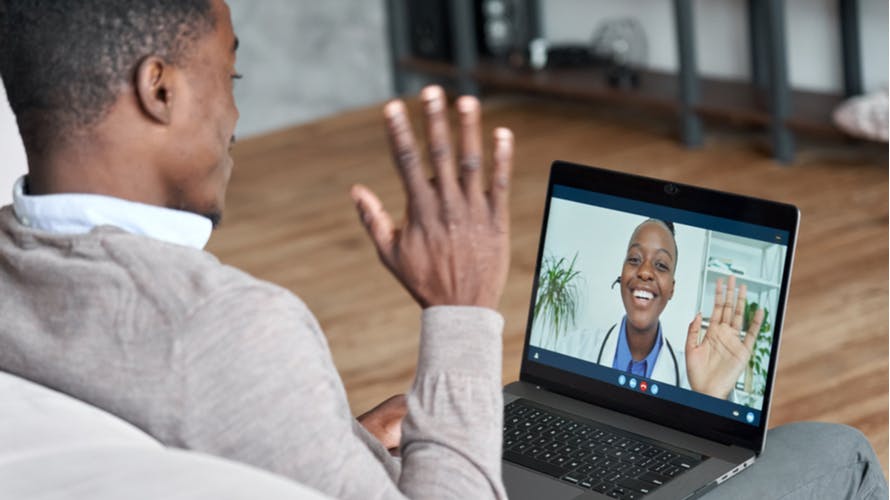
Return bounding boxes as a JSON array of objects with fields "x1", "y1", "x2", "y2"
[{"x1": 11, "y1": 176, "x2": 212, "y2": 249}]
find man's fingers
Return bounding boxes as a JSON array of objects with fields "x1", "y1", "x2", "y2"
[
  {"x1": 744, "y1": 308, "x2": 765, "y2": 352},
  {"x1": 489, "y1": 127, "x2": 514, "y2": 227},
  {"x1": 456, "y1": 95, "x2": 483, "y2": 198},
  {"x1": 350, "y1": 184, "x2": 395, "y2": 263},
  {"x1": 710, "y1": 278, "x2": 725, "y2": 324},
  {"x1": 731, "y1": 284, "x2": 747, "y2": 330},
  {"x1": 420, "y1": 86, "x2": 460, "y2": 204},
  {"x1": 686, "y1": 312, "x2": 703, "y2": 352},
  {"x1": 383, "y1": 99, "x2": 432, "y2": 218},
  {"x1": 357, "y1": 394, "x2": 407, "y2": 452}
]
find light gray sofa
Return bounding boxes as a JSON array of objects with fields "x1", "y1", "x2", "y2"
[{"x1": 0, "y1": 371, "x2": 330, "y2": 499}]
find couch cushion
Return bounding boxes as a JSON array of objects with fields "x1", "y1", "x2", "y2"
[
  {"x1": 0, "y1": 371, "x2": 161, "y2": 459},
  {"x1": 0, "y1": 372, "x2": 330, "y2": 499},
  {"x1": 0, "y1": 446, "x2": 329, "y2": 499}
]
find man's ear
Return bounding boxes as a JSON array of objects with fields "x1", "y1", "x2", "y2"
[
  {"x1": 135, "y1": 56, "x2": 174, "y2": 125},
  {"x1": 668, "y1": 279, "x2": 675, "y2": 301}
]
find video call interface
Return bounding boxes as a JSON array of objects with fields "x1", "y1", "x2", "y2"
[{"x1": 527, "y1": 185, "x2": 790, "y2": 426}]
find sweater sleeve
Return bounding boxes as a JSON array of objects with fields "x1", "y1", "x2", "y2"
[{"x1": 177, "y1": 284, "x2": 506, "y2": 500}]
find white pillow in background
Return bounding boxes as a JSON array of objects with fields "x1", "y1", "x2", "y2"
[
  {"x1": 0, "y1": 79, "x2": 28, "y2": 207},
  {"x1": 833, "y1": 89, "x2": 889, "y2": 143}
]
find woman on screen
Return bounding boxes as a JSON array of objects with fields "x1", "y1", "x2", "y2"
[{"x1": 589, "y1": 218, "x2": 764, "y2": 401}]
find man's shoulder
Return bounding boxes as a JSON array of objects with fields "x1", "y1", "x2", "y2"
[
  {"x1": 100, "y1": 231, "x2": 324, "y2": 352},
  {"x1": 0, "y1": 207, "x2": 316, "y2": 339},
  {"x1": 1, "y1": 209, "x2": 309, "y2": 327},
  {"x1": 101, "y1": 231, "x2": 308, "y2": 317}
]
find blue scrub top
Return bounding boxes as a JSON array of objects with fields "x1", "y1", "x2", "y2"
[{"x1": 612, "y1": 315, "x2": 664, "y2": 379}]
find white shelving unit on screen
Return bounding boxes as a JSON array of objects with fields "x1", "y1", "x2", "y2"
[
  {"x1": 695, "y1": 231, "x2": 786, "y2": 407},
  {"x1": 697, "y1": 232, "x2": 784, "y2": 318}
]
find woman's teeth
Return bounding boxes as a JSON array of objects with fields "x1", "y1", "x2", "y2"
[{"x1": 633, "y1": 290, "x2": 654, "y2": 300}]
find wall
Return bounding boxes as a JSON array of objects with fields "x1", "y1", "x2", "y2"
[
  {"x1": 227, "y1": 0, "x2": 393, "y2": 138},
  {"x1": 541, "y1": 0, "x2": 888, "y2": 94},
  {"x1": 0, "y1": 81, "x2": 27, "y2": 206}
]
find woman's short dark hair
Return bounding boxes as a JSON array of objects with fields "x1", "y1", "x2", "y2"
[{"x1": 654, "y1": 219, "x2": 675, "y2": 237}]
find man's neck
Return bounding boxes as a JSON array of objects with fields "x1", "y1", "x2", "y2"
[
  {"x1": 26, "y1": 143, "x2": 167, "y2": 206},
  {"x1": 24, "y1": 99, "x2": 169, "y2": 206}
]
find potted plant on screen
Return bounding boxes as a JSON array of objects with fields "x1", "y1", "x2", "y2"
[
  {"x1": 743, "y1": 301, "x2": 772, "y2": 397},
  {"x1": 533, "y1": 252, "x2": 583, "y2": 350}
]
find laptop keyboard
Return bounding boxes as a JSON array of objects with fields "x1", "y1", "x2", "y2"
[{"x1": 503, "y1": 399, "x2": 704, "y2": 499}]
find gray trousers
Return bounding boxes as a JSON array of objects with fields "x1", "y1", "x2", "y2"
[{"x1": 703, "y1": 422, "x2": 888, "y2": 499}]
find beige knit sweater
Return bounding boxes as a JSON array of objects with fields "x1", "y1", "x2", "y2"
[{"x1": 0, "y1": 205, "x2": 506, "y2": 499}]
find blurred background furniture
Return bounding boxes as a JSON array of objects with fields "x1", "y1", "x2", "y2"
[{"x1": 387, "y1": 0, "x2": 876, "y2": 163}]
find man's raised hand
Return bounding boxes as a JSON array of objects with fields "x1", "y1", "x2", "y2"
[{"x1": 350, "y1": 85, "x2": 514, "y2": 309}]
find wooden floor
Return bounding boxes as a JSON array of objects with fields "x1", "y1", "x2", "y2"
[{"x1": 208, "y1": 95, "x2": 888, "y2": 477}]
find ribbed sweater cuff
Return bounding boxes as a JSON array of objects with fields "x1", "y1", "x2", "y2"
[{"x1": 418, "y1": 306, "x2": 504, "y2": 379}]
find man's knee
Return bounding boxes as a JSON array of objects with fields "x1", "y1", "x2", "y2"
[
  {"x1": 769, "y1": 422, "x2": 877, "y2": 465},
  {"x1": 706, "y1": 422, "x2": 886, "y2": 499},
  {"x1": 767, "y1": 422, "x2": 886, "y2": 498}
]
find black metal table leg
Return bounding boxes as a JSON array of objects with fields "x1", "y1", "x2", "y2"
[
  {"x1": 765, "y1": 0, "x2": 795, "y2": 163},
  {"x1": 839, "y1": 0, "x2": 863, "y2": 97},
  {"x1": 748, "y1": 0, "x2": 769, "y2": 90},
  {"x1": 449, "y1": 0, "x2": 479, "y2": 96},
  {"x1": 673, "y1": 0, "x2": 703, "y2": 148},
  {"x1": 385, "y1": 0, "x2": 410, "y2": 95}
]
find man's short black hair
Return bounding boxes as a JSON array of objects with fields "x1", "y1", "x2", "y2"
[{"x1": 0, "y1": 0, "x2": 215, "y2": 144}]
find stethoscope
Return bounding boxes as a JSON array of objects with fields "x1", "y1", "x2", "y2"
[{"x1": 600, "y1": 276, "x2": 681, "y2": 386}]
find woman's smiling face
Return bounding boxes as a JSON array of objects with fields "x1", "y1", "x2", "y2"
[{"x1": 620, "y1": 220, "x2": 676, "y2": 335}]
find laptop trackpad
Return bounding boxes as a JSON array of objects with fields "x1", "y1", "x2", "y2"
[{"x1": 503, "y1": 462, "x2": 600, "y2": 500}]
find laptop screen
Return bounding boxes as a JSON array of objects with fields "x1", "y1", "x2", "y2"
[{"x1": 525, "y1": 177, "x2": 793, "y2": 430}]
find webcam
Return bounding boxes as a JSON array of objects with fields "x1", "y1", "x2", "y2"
[{"x1": 664, "y1": 183, "x2": 679, "y2": 195}]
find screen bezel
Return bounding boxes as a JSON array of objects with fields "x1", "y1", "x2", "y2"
[{"x1": 519, "y1": 161, "x2": 799, "y2": 452}]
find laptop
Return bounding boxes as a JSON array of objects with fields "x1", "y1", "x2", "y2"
[{"x1": 502, "y1": 161, "x2": 799, "y2": 499}]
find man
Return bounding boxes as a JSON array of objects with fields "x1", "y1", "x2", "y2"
[
  {"x1": 1, "y1": 2, "x2": 887, "y2": 500},
  {"x1": 0, "y1": 1, "x2": 513, "y2": 498}
]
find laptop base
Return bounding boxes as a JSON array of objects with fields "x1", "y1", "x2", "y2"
[{"x1": 503, "y1": 381, "x2": 754, "y2": 500}]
